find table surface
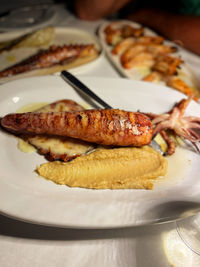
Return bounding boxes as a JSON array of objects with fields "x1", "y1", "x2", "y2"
[{"x1": 0, "y1": 4, "x2": 200, "y2": 267}]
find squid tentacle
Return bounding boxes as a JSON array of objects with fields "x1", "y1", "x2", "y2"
[
  {"x1": 185, "y1": 122, "x2": 200, "y2": 129},
  {"x1": 153, "y1": 121, "x2": 172, "y2": 136},
  {"x1": 150, "y1": 97, "x2": 200, "y2": 155},
  {"x1": 160, "y1": 130, "x2": 176, "y2": 155},
  {"x1": 184, "y1": 116, "x2": 200, "y2": 123},
  {"x1": 151, "y1": 114, "x2": 169, "y2": 124},
  {"x1": 177, "y1": 128, "x2": 200, "y2": 142}
]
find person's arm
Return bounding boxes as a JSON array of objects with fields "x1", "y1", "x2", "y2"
[
  {"x1": 127, "y1": 8, "x2": 200, "y2": 55},
  {"x1": 74, "y1": 0, "x2": 131, "y2": 20}
]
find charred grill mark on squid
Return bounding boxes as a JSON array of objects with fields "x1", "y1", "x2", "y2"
[{"x1": 1, "y1": 109, "x2": 153, "y2": 147}]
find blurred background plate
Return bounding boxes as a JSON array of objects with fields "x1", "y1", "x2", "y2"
[
  {"x1": 0, "y1": 27, "x2": 103, "y2": 84},
  {"x1": 98, "y1": 20, "x2": 200, "y2": 99},
  {"x1": 0, "y1": 4, "x2": 57, "y2": 32}
]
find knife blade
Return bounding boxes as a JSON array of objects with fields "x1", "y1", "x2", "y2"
[{"x1": 61, "y1": 70, "x2": 112, "y2": 109}]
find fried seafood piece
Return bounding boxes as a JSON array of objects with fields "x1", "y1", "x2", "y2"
[
  {"x1": 143, "y1": 55, "x2": 182, "y2": 78},
  {"x1": 1, "y1": 109, "x2": 153, "y2": 147},
  {"x1": 136, "y1": 36, "x2": 164, "y2": 45},
  {"x1": 111, "y1": 37, "x2": 136, "y2": 55},
  {"x1": 0, "y1": 44, "x2": 98, "y2": 78},
  {"x1": 119, "y1": 40, "x2": 177, "y2": 69},
  {"x1": 104, "y1": 22, "x2": 121, "y2": 34},
  {"x1": 104, "y1": 22, "x2": 143, "y2": 36},
  {"x1": 152, "y1": 55, "x2": 183, "y2": 76},
  {"x1": 122, "y1": 52, "x2": 155, "y2": 69},
  {"x1": 166, "y1": 77, "x2": 199, "y2": 100},
  {"x1": 105, "y1": 30, "x2": 123, "y2": 46},
  {"x1": 146, "y1": 44, "x2": 177, "y2": 56},
  {"x1": 121, "y1": 25, "x2": 144, "y2": 38},
  {"x1": 104, "y1": 22, "x2": 144, "y2": 46},
  {"x1": 143, "y1": 71, "x2": 198, "y2": 100},
  {"x1": 21, "y1": 100, "x2": 95, "y2": 162},
  {"x1": 120, "y1": 44, "x2": 147, "y2": 65},
  {"x1": 143, "y1": 71, "x2": 163, "y2": 82}
]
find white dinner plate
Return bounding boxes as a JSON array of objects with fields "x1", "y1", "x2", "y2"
[
  {"x1": 98, "y1": 20, "x2": 200, "y2": 92},
  {"x1": 0, "y1": 27, "x2": 103, "y2": 84},
  {"x1": 0, "y1": 75, "x2": 200, "y2": 229}
]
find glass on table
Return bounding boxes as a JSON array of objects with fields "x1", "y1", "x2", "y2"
[{"x1": 176, "y1": 213, "x2": 200, "y2": 256}]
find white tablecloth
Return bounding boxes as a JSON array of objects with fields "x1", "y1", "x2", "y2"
[{"x1": 1, "y1": 4, "x2": 200, "y2": 267}]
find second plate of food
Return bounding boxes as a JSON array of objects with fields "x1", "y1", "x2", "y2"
[
  {"x1": 0, "y1": 26, "x2": 103, "y2": 84},
  {"x1": 98, "y1": 20, "x2": 200, "y2": 101}
]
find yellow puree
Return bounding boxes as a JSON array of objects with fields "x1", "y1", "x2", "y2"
[{"x1": 37, "y1": 146, "x2": 168, "y2": 190}]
